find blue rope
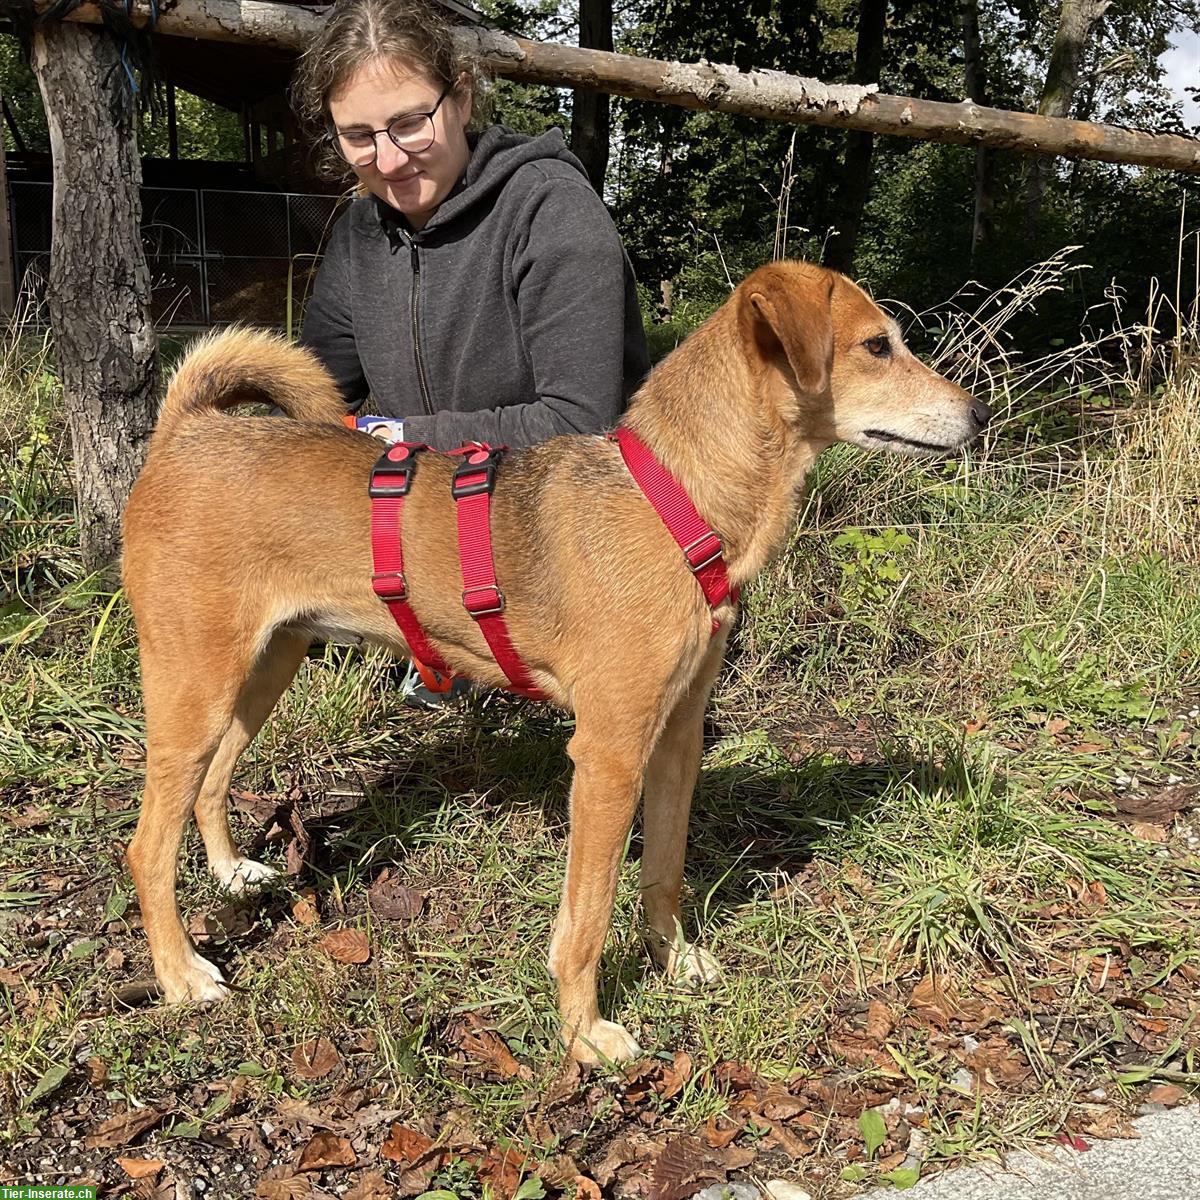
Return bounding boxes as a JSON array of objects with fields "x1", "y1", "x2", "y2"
[{"x1": 118, "y1": 40, "x2": 139, "y2": 93}]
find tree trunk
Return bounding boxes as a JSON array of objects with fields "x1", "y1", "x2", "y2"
[
  {"x1": 1028, "y1": 0, "x2": 1111, "y2": 219},
  {"x1": 570, "y1": 0, "x2": 612, "y2": 193},
  {"x1": 961, "y1": 0, "x2": 994, "y2": 260},
  {"x1": 30, "y1": 22, "x2": 157, "y2": 575},
  {"x1": 824, "y1": 0, "x2": 886, "y2": 275}
]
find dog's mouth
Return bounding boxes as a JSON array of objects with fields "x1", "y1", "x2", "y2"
[{"x1": 862, "y1": 428, "x2": 955, "y2": 454}]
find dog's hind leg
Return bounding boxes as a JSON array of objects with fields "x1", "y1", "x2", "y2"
[
  {"x1": 195, "y1": 629, "x2": 311, "y2": 893},
  {"x1": 640, "y1": 630, "x2": 727, "y2": 989},
  {"x1": 127, "y1": 639, "x2": 256, "y2": 1004},
  {"x1": 549, "y1": 690, "x2": 665, "y2": 1065}
]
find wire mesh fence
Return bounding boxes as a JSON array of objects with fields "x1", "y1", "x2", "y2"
[{"x1": 10, "y1": 182, "x2": 342, "y2": 329}]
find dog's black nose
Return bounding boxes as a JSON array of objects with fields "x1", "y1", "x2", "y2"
[{"x1": 970, "y1": 401, "x2": 993, "y2": 430}]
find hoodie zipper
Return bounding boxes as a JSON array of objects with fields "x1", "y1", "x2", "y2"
[{"x1": 406, "y1": 234, "x2": 434, "y2": 417}]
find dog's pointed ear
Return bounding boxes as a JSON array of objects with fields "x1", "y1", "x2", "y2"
[{"x1": 742, "y1": 268, "x2": 835, "y2": 396}]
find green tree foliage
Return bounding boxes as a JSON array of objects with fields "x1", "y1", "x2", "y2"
[{"x1": 0, "y1": 38, "x2": 49, "y2": 154}]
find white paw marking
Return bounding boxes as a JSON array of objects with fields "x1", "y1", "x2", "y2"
[
  {"x1": 161, "y1": 951, "x2": 230, "y2": 1005},
  {"x1": 210, "y1": 856, "x2": 277, "y2": 893},
  {"x1": 569, "y1": 1018, "x2": 642, "y2": 1065},
  {"x1": 667, "y1": 942, "x2": 723, "y2": 990}
]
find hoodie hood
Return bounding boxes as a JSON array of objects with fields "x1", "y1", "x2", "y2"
[{"x1": 374, "y1": 125, "x2": 588, "y2": 237}]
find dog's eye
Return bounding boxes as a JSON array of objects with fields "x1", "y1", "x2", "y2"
[{"x1": 864, "y1": 335, "x2": 891, "y2": 358}]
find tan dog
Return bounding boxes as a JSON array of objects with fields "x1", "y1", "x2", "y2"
[{"x1": 122, "y1": 261, "x2": 989, "y2": 1064}]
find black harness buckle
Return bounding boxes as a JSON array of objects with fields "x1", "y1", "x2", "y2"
[
  {"x1": 369, "y1": 443, "x2": 421, "y2": 498},
  {"x1": 451, "y1": 446, "x2": 504, "y2": 499}
]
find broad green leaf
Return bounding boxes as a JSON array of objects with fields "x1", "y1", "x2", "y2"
[
  {"x1": 27, "y1": 1063, "x2": 70, "y2": 1106},
  {"x1": 860, "y1": 1108, "x2": 888, "y2": 1159}
]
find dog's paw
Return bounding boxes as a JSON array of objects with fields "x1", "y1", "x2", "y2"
[
  {"x1": 210, "y1": 856, "x2": 278, "y2": 894},
  {"x1": 567, "y1": 1019, "x2": 642, "y2": 1066},
  {"x1": 666, "y1": 942, "x2": 723, "y2": 990},
  {"x1": 647, "y1": 931, "x2": 723, "y2": 989},
  {"x1": 160, "y1": 952, "x2": 230, "y2": 1005}
]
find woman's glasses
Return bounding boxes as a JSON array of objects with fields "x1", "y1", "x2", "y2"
[{"x1": 331, "y1": 81, "x2": 453, "y2": 166}]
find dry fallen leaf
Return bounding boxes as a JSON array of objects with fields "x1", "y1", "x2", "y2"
[
  {"x1": 574, "y1": 1177, "x2": 602, "y2": 1200},
  {"x1": 478, "y1": 1147, "x2": 531, "y2": 1200},
  {"x1": 292, "y1": 890, "x2": 321, "y2": 927},
  {"x1": 380, "y1": 1123, "x2": 440, "y2": 1167},
  {"x1": 763, "y1": 1118, "x2": 812, "y2": 1160},
  {"x1": 117, "y1": 1158, "x2": 166, "y2": 1180},
  {"x1": 369, "y1": 869, "x2": 426, "y2": 921},
  {"x1": 649, "y1": 1135, "x2": 723, "y2": 1200},
  {"x1": 345, "y1": 1170, "x2": 394, "y2": 1200},
  {"x1": 1146, "y1": 1083, "x2": 1188, "y2": 1107},
  {"x1": 460, "y1": 1014, "x2": 532, "y2": 1081},
  {"x1": 593, "y1": 1135, "x2": 655, "y2": 1187},
  {"x1": 297, "y1": 1131, "x2": 356, "y2": 1171},
  {"x1": 256, "y1": 1178, "x2": 313, "y2": 1200},
  {"x1": 658, "y1": 1051, "x2": 694, "y2": 1100},
  {"x1": 702, "y1": 1116, "x2": 740, "y2": 1149},
  {"x1": 910, "y1": 975, "x2": 959, "y2": 1028},
  {"x1": 83, "y1": 1106, "x2": 166, "y2": 1150},
  {"x1": 1114, "y1": 783, "x2": 1197, "y2": 824},
  {"x1": 866, "y1": 1000, "x2": 893, "y2": 1041},
  {"x1": 322, "y1": 928, "x2": 371, "y2": 964},
  {"x1": 290, "y1": 1037, "x2": 341, "y2": 1080},
  {"x1": 1129, "y1": 821, "x2": 1169, "y2": 843}
]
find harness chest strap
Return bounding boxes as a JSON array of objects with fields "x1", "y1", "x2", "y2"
[
  {"x1": 611, "y1": 426, "x2": 739, "y2": 632},
  {"x1": 368, "y1": 443, "x2": 453, "y2": 678}
]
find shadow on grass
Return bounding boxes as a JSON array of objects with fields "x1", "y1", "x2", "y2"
[{"x1": 232, "y1": 703, "x2": 1002, "y2": 1014}]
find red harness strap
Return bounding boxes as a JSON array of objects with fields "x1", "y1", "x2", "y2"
[
  {"x1": 367, "y1": 430, "x2": 733, "y2": 701},
  {"x1": 612, "y1": 426, "x2": 739, "y2": 632},
  {"x1": 449, "y1": 446, "x2": 548, "y2": 700},
  {"x1": 368, "y1": 443, "x2": 452, "y2": 677}
]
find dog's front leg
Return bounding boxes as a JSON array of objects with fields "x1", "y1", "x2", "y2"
[
  {"x1": 640, "y1": 630, "x2": 727, "y2": 989},
  {"x1": 549, "y1": 711, "x2": 649, "y2": 1065}
]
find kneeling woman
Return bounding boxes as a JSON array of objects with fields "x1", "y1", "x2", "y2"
[{"x1": 292, "y1": 0, "x2": 650, "y2": 448}]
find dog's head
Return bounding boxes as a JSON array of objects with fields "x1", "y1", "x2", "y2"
[{"x1": 738, "y1": 261, "x2": 990, "y2": 454}]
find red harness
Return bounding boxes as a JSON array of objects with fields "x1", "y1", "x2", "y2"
[{"x1": 368, "y1": 430, "x2": 736, "y2": 699}]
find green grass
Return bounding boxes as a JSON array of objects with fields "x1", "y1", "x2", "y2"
[{"x1": 1, "y1": 271, "x2": 1198, "y2": 1194}]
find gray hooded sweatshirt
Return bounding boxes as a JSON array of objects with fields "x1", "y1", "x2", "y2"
[{"x1": 300, "y1": 125, "x2": 649, "y2": 449}]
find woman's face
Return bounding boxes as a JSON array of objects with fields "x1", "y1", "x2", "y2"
[{"x1": 329, "y1": 58, "x2": 472, "y2": 229}]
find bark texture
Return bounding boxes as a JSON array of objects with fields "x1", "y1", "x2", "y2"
[
  {"x1": 31, "y1": 22, "x2": 157, "y2": 574},
  {"x1": 570, "y1": 0, "x2": 613, "y2": 194},
  {"x1": 1029, "y1": 0, "x2": 1112, "y2": 217}
]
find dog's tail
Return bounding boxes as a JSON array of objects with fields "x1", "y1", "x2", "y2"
[{"x1": 154, "y1": 327, "x2": 347, "y2": 443}]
